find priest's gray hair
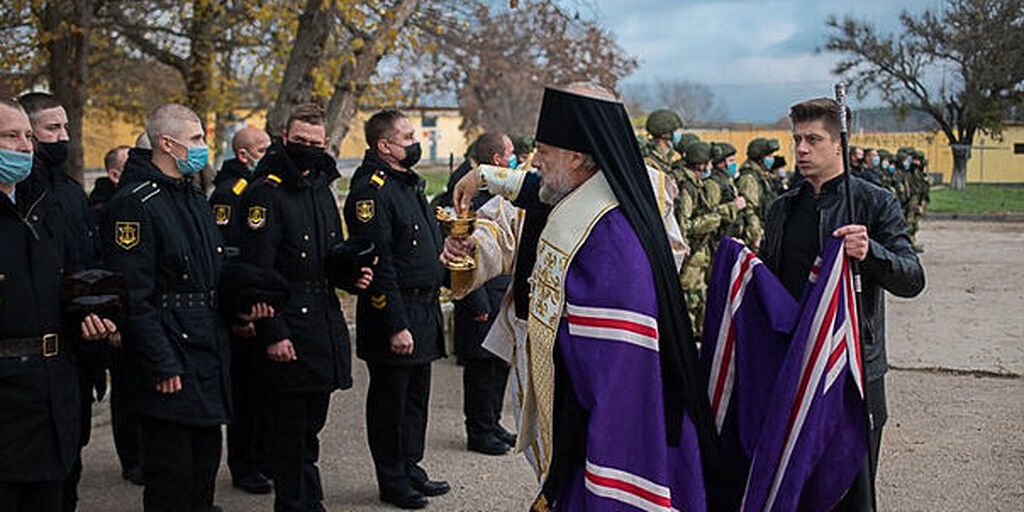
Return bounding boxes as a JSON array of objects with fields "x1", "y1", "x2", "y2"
[{"x1": 146, "y1": 103, "x2": 201, "y2": 144}]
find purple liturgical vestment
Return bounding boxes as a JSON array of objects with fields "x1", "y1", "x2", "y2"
[{"x1": 552, "y1": 208, "x2": 706, "y2": 512}]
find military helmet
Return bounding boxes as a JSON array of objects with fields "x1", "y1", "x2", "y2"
[
  {"x1": 711, "y1": 142, "x2": 737, "y2": 163},
  {"x1": 683, "y1": 140, "x2": 712, "y2": 166},
  {"x1": 877, "y1": 148, "x2": 894, "y2": 161},
  {"x1": 674, "y1": 132, "x2": 701, "y2": 153},
  {"x1": 746, "y1": 137, "x2": 780, "y2": 159},
  {"x1": 510, "y1": 134, "x2": 535, "y2": 155},
  {"x1": 646, "y1": 109, "x2": 683, "y2": 138}
]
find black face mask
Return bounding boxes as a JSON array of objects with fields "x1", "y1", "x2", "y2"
[
  {"x1": 398, "y1": 142, "x2": 422, "y2": 169},
  {"x1": 284, "y1": 141, "x2": 325, "y2": 173},
  {"x1": 36, "y1": 140, "x2": 69, "y2": 167}
]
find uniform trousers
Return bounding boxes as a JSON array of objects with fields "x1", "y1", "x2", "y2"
[
  {"x1": 139, "y1": 417, "x2": 221, "y2": 512},
  {"x1": 462, "y1": 356, "x2": 509, "y2": 441},
  {"x1": 227, "y1": 337, "x2": 268, "y2": 480},
  {"x1": 265, "y1": 391, "x2": 330, "y2": 512},
  {"x1": 366, "y1": 363, "x2": 432, "y2": 495}
]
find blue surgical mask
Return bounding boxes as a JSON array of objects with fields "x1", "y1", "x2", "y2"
[
  {"x1": 671, "y1": 132, "x2": 683, "y2": 146},
  {"x1": 168, "y1": 137, "x2": 209, "y2": 175},
  {"x1": 763, "y1": 156, "x2": 775, "y2": 170},
  {"x1": 507, "y1": 154, "x2": 518, "y2": 170},
  {"x1": 902, "y1": 159, "x2": 911, "y2": 171},
  {"x1": 727, "y1": 161, "x2": 738, "y2": 177},
  {"x1": 0, "y1": 148, "x2": 34, "y2": 185},
  {"x1": 871, "y1": 156, "x2": 880, "y2": 167}
]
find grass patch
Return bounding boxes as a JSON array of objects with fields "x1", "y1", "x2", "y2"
[
  {"x1": 334, "y1": 165, "x2": 451, "y2": 197},
  {"x1": 928, "y1": 184, "x2": 1024, "y2": 214}
]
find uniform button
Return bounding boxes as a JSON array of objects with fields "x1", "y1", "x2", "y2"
[
  {"x1": 31, "y1": 215, "x2": 39, "y2": 222},
  {"x1": 300, "y1": 307, "x2": 309, "y2": 314},
  {"x1": 303, "y1": 234, "x2": 310, "y2": 241},
  {"x1": 330, "y1": 231, "x2": 336, "y2": 238},
  {"x1": 300, "y1": 251, "x2": 307, "y2": 259},
  {"x1": 413, "y1": 224, "x2": 420, "y2": 231},
  {"x1": 182, "y1": 273, "x2": 189, "y2": 281},
  {"x1": 412, "y1": 240, "x2": 418, "y2": 247},
  {"x1": 216, "y1": 246, "x2": 223, "y2": 254},
  {"x1": 181, "y1": 332, "x2": 189, "y2": 340}
]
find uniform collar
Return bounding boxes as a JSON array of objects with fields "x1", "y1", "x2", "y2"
[{"x1": 363, "y1": 150, "x2": 422, "y2": 187}]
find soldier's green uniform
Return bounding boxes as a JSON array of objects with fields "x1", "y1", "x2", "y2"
[
  {"x1": 673, "y1": 141, "x2": 722, "y2": 339},
  {"x1": 707, "y1": 142, "x2": 742, "y2": 248},
  {"x1": 906, "y1": 150, "x2": 930, "y2": 252},
  {"x1": 642, "y1": 109, "x2": 684, "y2": 174},
  {"x1": 735, "y1": 137, "x2": 781, "y2": 247},
  {"x1": 876, "y1": 149, "x2": 900, "y2": 194}
]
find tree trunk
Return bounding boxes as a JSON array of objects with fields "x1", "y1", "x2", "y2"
[
  {"x1": 325, "y1": 0, "x2": 421, "y2": 155},
  {"x1": 266, "y1": 0, "x2": 335, "y2": 136},
  {"x1": 950, "y1": 144, "x2": 970, "y2": 191},
  {"x1": 44, "y1": 0, "x2": 92, "y2": 185},
  {"x1": 187, "y1": 0, "x2": 218, "y2": 192}
]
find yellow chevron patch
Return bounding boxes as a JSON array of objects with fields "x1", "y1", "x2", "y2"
[{"x1": 370, "y1": 294, "x2": 387, "y2": 310}]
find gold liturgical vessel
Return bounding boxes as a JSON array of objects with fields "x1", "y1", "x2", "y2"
[{"x1": 436, "y1": 207, "x2": 477, "y2": 291}]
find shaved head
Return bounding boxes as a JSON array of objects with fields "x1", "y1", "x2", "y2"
[
  {"x1": 232, "y1": 126, "x2": 269, "y2": 153},
  {"x1": 146, "y1": 103, "x2": 202, "y2": 145}
]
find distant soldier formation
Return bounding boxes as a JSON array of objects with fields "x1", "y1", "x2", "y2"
[{"x1": 638, "y1": 108, "x2": 931, "y2": 338}]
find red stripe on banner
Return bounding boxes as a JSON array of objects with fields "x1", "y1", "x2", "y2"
[
  {"x1": 825, "y1": 338, "x2": 845, "y2": 374},
  {"x1": 711, "y1": 327, "x2": 736, "y2": 417},
  {"x1": 567, "y1": 315, "x2": 658, "y2": 339},
  {"x1": 844, "y1": 260, "x2": 863, "y2": 378},
  {"x1": 585, "y1": 470, "x2": 672, "y2": 508},
  {"x1": 729, "y1": 251, "x2": 756, "y2": 303},
  {"x1": 780, "y1": 281, "x2": 842, "y2": 460}
]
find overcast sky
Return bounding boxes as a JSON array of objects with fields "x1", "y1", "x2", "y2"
[{"x1": 586, "y1": 0, "x2": 948, "y2": 122}]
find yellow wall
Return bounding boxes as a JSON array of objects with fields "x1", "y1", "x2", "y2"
[
  {"x1": 82, "y1": 107, "x2": 1024, "y2": 184},
  {"x1": 83, "y1": 107, "x2": 469, "y2": 169},
  {"x1": 689, "y1": 125, "x2": 1024, "y2": 184}
]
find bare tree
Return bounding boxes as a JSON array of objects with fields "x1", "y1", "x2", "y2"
[
  {"x1": 265, "y1": 0, "x2": 336, "y2": 136},
  {"x1": 825, "y1": 0, "x2": 1024, "y2": 189},
  {"x1": 652, "y1": 79, "x2": 728, "y2": 124}
]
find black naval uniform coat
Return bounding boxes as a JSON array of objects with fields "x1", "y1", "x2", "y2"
[
  {"x1": 209, "y1": 158, "x2": 252, "y2": 250},
  {"x1": 239, "y1": 142, "x2": 352, "y2": 393},
  {"x1": 343, "y1": 151, "x2": 445, "y2": 365},
  {"x1": 0, "y1": 173, "x2": 80, "y2": 483},
  {"x1": 101, "y1": 149, "x2": 231, "y2": 426}
]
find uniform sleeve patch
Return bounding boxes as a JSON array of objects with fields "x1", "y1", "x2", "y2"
[
  {"x1": 213, "y1": 204, "x2": 231, "y2": 226},
  {"x1": 247, "y1": 206, "x2": 267, "y2": 230},
  {"x1": 370, "y1": 294, "x2": 387, "y2": 309},
  {"x1": 115, "y1": 221, "x2": 141, "y2": 250},
  {"x1": 355, "y1": 200, "x2": 375, "y2": 223},
  {"x1": 231, "y1": 178, "x2": 248, "y2": 196}
]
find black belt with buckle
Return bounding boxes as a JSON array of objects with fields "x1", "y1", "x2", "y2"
[
  {"x1": 0, "y1": 333, "x2": 60, "y2": 359},
  {"x1": 159, "y1": 291, "x2": 216, "y2": 310}
]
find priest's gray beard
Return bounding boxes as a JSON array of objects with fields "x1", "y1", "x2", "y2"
[{"x1": 538, "y1": 169, "x2": 576, "y2": 205}]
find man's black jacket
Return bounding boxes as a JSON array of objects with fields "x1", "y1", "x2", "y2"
[
  {"x1": 101, "y1": 149, "x2": 231, "y2": 426},
  {"x1": 0, "y1": 172, "x2": 80, "y2": 481},
  {"x1": 760, "y1": 175, "x2": 925, "y2": 382},
  {"x1": 209, "y1": 158, "x2": 253, "y2": 248},
  {"x1": 240, "y1": 142, "x2": 352, "y2": 392},
  {"x1": 343, "y1": 150, "x2": 445, "y2": 366}
]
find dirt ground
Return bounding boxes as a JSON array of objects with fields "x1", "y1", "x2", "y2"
[{"x1": 76, "y1": 219, "x2": 1024, "y2": 511}]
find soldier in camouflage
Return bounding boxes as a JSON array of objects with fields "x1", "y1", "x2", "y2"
[
  {"x1": 706, "y1": 141, "x2": 747, "y2": 251},
  {"x1": 735, "y1": 137, "x2": 782, "y2": 248},
  {"x1": 674, "y1": 140, "x2": 723, "y2": 339},
  {"x1": 642, "y1": 109, "x2": 684, "y2": 173}
]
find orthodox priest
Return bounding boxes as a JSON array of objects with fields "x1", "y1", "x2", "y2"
[{"x1": 445, "y1": 84, "x2": 716, "y2": 512}]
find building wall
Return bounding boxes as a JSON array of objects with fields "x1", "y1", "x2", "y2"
[{"x1": 80, "y1": 108, "x2": 1024, "y2": 184}]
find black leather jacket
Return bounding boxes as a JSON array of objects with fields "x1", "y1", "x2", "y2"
[{"x1": 761, "y1": 175, "x2": 925, "y2": 381}]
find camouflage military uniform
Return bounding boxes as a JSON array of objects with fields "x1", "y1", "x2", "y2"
[
  {"x1": 674, "y1": 141, "x2": 722, "y2": 339},
  {"x1": 734, "y1": 138, "x2": 781, "y2": 248}
]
